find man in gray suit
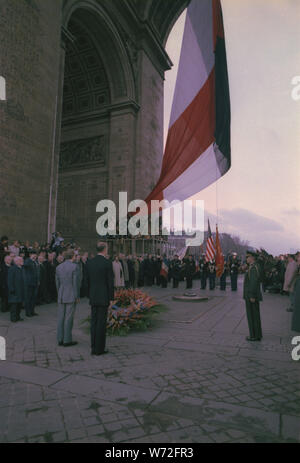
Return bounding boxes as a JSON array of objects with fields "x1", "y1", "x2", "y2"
[{"x1": 56, "y1": 249, "x2": 80, "y2": 347}]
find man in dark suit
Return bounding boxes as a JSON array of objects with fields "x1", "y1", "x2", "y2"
[
  {"x1": 8, "y1": 256, "x2": 26, "y2": 322},
  {"x1": 23, "y1": 250, "x2": 39, "y2": 317},
  {"x1": 86, "y1": 242, "x2": 114, "y2": 356},
  {"x1": 171, "y1": 255, "x2": 182, "y2": 289},
  {"x1": 37, "y1": 253, "x2": 50, "y2": 304},
  {"x1": 243, "y1": 251, "x2": 263, "y2": 341},
  {"x1": 80, "y1": 253, "x2": 89, "y2": 297},
  {"x1": 0, "y1": 236, "x2": 9, "y2": 264},
  {"x1": 0, "y1": 255, "x2": 13, "y2": 312},
  {"x1": 143, "y1": 255, "x2": 155, "y2": 287},
  {"x1": 127, "y1": 256, "x2": 135, "y2": 288},
  {"x1": 45, "y1": 252, "x2": 58, "y2": 302}
]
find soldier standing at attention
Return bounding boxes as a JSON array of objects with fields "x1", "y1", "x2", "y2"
[
  {"x1": 171, "y1": 255, "x2": 182, "y2": 289},
  {"x1": 208, "y1": 260, "x2": 216, "y2": 290},
  {"x1": 229, "y1": 252, "x2": 239, "y2": 291},
  {"x1": 184, "y1": 255, "x2": 196, "y2": 289},
  {"x1": 199, "y1": 254, "x2": 208, "y2": 290},
  {"x1": 243, "y1": 251, "x2": 263, "y2": 342},
  {"x1": 220, "y1": 256, "x2": 227, "y2": 291}
]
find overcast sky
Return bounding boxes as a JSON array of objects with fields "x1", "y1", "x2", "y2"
[{"x1": 164, "y1": 0, "x2": 300, "y2": 255}]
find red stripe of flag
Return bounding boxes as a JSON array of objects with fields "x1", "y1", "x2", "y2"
[{"x1": 205, "y1": 219, "x2": 216, "y2": 262}]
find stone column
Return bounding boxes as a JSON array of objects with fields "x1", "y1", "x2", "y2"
[
  {"x1": 108, "y1": 103, "x2": 139, "y2": 206},
  {"x1": 134, "y1": 49, "x2": 167, "y2": 201}
]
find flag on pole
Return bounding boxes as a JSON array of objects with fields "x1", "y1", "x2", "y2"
[
  {"x1": 144, "y1": 0, "x2": 231, "y2": 206},
  {"x1": 178, "y1": 246, "x2": 189, "y2": 261},
  {"x1": 215, "y1": 225, "x2": 224, "y2": 277},
  {"x1": 205, "y1": 219, "x2": 215, "y2": 262},
  {"x1": 160, "y1": 257, "x2": 169, "y2": 279}
]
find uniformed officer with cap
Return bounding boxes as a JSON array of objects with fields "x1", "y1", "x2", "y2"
[
  {"x1": 243, "y1": 250, "x2": 263, "y2": 341},
  {"x1": 199, "y1": 254, "x2": 208, "y2": 289},
  {"x1": 220, "y1": 255, "x2": 227, "y2": 290},
  {"x1": 229, "y1": 252, "x2": 239, "y2": 291},
  {"x1": 208, "y1": 260, "x2": 216, "y2": 290}
]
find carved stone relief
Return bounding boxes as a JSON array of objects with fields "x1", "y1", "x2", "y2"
[{"x1": 59, "y1": 135, "x2": 107, "y2": 170}]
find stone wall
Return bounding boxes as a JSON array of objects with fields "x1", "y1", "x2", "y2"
[
  {"x1": 0, "y1": 0, "x2": 187, "y2": 247},
  {"x1": 0, "y1": 0, "x2": 62, "y2": 242}
]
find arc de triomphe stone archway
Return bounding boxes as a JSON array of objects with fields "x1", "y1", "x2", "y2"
[{"x1": 0, "y1": 0, "x2": 189, "y2": 249}]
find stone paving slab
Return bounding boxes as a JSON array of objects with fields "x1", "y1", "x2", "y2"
[
  {"x1": 0, "y1": 361, "x2": 69, "y2": 386},
  {"x1": 238, "y1": 348, "x2": 292, "y2": 362},
  {"x1": 165, "y1": 341, "x2": 240, "y2": 356},
  {"x1": 51, "y1": 373, "x2": 160, "y2": 406},
  {"x1": 149, "y1": 392, "x2": 281, "y2": 437},
  {"x1": 110, "y1": 336, "x2": 169, "y2": 348}
]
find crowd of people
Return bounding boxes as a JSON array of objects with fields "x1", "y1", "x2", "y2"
[{"x1": 0, "y1": 235, "x2": 299, "y2": 335}]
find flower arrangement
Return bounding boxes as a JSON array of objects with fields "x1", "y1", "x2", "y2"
[
  {"x1": 107, "y1": 289, "x2": 158, "y2": 335},
  {"x1": 82, "y1": 289, "x2": 167, "y2": 336}
]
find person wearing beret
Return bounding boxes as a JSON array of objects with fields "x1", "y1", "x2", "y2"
[{"x1": 243, "y1": 251, "x2": 263, "y2": 341}]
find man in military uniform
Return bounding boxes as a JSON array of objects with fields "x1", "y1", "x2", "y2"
[
  {"x1": 184, "y1": 255, "x2": 196, "y2": 289},
  {"x1": 220, "y1": 255, "x2": 227, "y2": 291},
  {"x1": 208, "y1": 260, "x2": 216, "y2": 290},
  {"x1": 171, "y1": 255, "x2": 181, "y2": 288},
  {"x1": 199, "y1": 254, "x2": 208, "y2": 289},
  {"x1": 229, "y1": 252, "x2": 239, "y2": 291},
  {"x1": 243, "y1": 251, "x2": 263, "y2": 341}
]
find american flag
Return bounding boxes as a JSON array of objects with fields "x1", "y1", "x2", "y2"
[{"x1": 205, "y1": 219, "x2": 216, "y2": 262}]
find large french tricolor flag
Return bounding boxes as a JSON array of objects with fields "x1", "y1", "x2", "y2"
[{"x1": 146, "y1": 0, "x2": 231, "y2": 205}]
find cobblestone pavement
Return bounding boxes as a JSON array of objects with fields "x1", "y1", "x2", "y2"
[{"x1": 0, "y1": 278, "x2": 299, "y2": 443}]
